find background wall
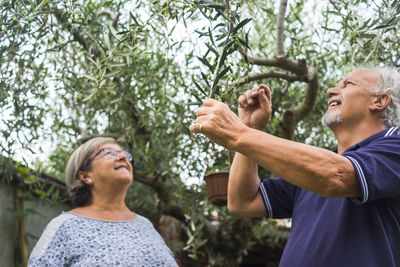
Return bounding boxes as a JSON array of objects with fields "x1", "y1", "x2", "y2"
[{"x1": 0, "y1": 184, "x2": 70, "y2": 267}]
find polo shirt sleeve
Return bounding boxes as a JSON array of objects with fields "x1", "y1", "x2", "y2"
[
  {"x1": 342, "y1": 135, "x2": 400, "y2": 204},
  {"x1": 259, "y1": 177, "x2": 297, "y2": 219}
]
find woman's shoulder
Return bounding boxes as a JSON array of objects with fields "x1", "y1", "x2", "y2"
[
  {"x1": 28, "y1": 212, "x2": 77, "y2": 261},
  {"x1": 43, "y1": 212, "x2": 76, "y2": 229},
  {"x1": 133, "y1": 213, "x2": 154, "y2": 226},
  {"x1": 35, "y1": 212, "x2": 80, "y2": 242}
]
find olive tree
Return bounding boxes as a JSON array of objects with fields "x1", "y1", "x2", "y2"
[{"x1": 1, "y1": 0, "x2": 398, "y2": 266}]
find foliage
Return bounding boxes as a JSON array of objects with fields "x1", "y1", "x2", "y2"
[
  {"x1": 191, "y1": 1, "x2": 252, "y2": 100},
  {"x1": 1, "y1": 0, "x2": 399, "y2": 265},
  {"x1": 183, "y1": 213, "x2": 208, "y2": 260}
]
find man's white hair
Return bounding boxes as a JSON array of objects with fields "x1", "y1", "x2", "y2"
[{"x1": 370, "y1": 66, "x2": 400, "y2": 127}]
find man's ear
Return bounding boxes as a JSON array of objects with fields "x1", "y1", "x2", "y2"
[{"x1": 370, "y1": 94, "x2": 391, "y2": 111}]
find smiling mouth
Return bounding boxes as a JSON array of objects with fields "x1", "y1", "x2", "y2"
[
  {"x1": 115, "y1": 166, "x2": 129, "y2": 170},
  {"x1": 328, "y1": 98, "x2": 342, "y2": 107},
  {"x1": 329, "y1": 102, "x2": 341, "y2": 107}
]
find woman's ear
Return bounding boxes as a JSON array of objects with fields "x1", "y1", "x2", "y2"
[
  {"x1": 370, "y1": 94, "x2": 391, "y2": 111},
  {"x1": 78, "y1": 171, "x2": 93, "y2": 185}
]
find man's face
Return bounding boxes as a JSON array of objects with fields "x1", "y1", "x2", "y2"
[{"x1": 322, "y1": 69, "x2": 379, "y2": 128}]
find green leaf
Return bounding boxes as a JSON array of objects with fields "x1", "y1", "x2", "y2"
[
  {"x1": 208, "y1": 27, "x2": 215, "y2": 46},
  {"x1": 211, "y1": 66, "x2": 230, "y2": 91},
  {"x1": 200, "y1": 72, "x2": 211, "y2": 88},
  {"x1": 18, "y1": 166, "x2": 30, "y2": 174},
  {"x1": 117, "y1": 30, "x2": 130, "y2": 35},
  {"x1": 327, "y1": 10, "x2": 341, "y2": 16},
  {"x1": 237, "y1": 37, "x2": 251, "y2": 50},
  {"x1": 194, "y1": 30, "x2": 208, "y2": 37},
  {"x1": 215, "y1": 66, "x2": 230, "y2": 83},
  {"x1": 25, "y1": 175, "x2": 39, "y2": 183},
  {"x1": 191, "y1": 90, "x2": 203, "y2": 102},
  {"x1": 321, "y1": 25, "x2": 339, "y2": 32},
  {"x1": 34, "y1": 0, "x2": 49, "y2": 12},
  {"x1": 205, "y1": 43, "x2": 218, "y2": 56},
  {"x1": 82, "y1": 89, "x2": 97, "y2": 102},
  {"x1": 359, "y1": 33, "x2": 377, "y2": 39},
  {"x1": 213, "y1": 23, "x2": 226, "y2": 30},
  {"x1": 215, "y1": 9, "x2": 229, "y2": 21},
  {"x1": 231, "y1": 18, "x2": 252, "y2": 34},
  {"x1": 204, "y1": 4, "x2": 225, "y2": 10},
  {"x1": 339, "y1": 30, "x2": 349, "y2": 44},
  {"x1": 187, "y1": 101, "x2": 202, "y2": 106},
  {"x1": 197, "y1": 56, "x2": 214, "y2": 72},
  {"x1": 218, "y1": 40, "x2": 235, "y2": 68},
  {"x1": 130, "y1": 11, "x2": 139, "y2": 25},
  {"x1": 193, "y1": 79, "x2": 208, "y2": 96}
]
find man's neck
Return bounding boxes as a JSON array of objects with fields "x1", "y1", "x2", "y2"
[{"x1": 332, "y1": 121, "x2": 387, "y2": 154}]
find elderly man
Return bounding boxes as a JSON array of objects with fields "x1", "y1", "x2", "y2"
[{"x1": 190, "y1": 67, "x2": 400, "y2": 266}]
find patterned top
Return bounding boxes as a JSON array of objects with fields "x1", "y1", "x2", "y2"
[{"x1": 28, "y1": 212, "x2": 178, "y2": 267}]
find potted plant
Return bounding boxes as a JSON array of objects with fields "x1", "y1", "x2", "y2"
[{"x1": 204, "y1": 150, "x2": 232, "y2": 206}]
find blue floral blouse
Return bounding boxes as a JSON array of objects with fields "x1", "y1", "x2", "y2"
[{"x1": 28, "y1": 212, "x2": 178, "y2": 266}]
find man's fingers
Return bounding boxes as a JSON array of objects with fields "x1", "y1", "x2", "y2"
[
  {"x1": 239, "y1": 85, "x2": 271, "y2": 109},
  {"x1": 258, "y1": 84, "x2": 271, "y2": 102},
  {"x1": 251, "y1": 87, "x2": 259, "y2": 97},
  {"x1": 189, "y1": 122, "x2": 203, "y2": 133},
  {"x1": 258, "y1": 88, "x2": 269, "y2": 107},
  {"x1": 196, "y1": 107, "x2": 208, "y2": 116},
  {"x1": 202, "y1": 98, "x2": 218, "y2": 106},
  {"x1": 238, "y1": 95, "x2": 248, "y2": 107},
  {"x1": 257, "y1": 85, "x2": 272, "y2": 113},
  {"x1": 244, "y1": 88, "x2": 259, "y2": 105}
]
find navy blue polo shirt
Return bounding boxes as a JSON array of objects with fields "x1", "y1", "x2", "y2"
[{"x1": 259, "y1": 127, "x2": 400, "y2": 267}]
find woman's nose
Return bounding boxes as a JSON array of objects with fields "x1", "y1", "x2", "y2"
[{"x1": 116, "y1": 151, "x2": 127, "y2": 160}]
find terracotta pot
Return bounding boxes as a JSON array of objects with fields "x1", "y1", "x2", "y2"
[{"x1": 204, "y1": 170, "x2": 229, "y2": 206}]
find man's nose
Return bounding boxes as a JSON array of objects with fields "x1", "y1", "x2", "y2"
[{"x1": 326, "y1": 86, "x2": 339, "y2": 98}]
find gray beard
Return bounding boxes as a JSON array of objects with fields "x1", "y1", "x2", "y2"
[{"x1": 322, "y1": 110, "x2": 342, "y2": 128}]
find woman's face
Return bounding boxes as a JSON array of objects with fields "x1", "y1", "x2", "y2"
[{"x1": 84, "y1": 143, "x2": 133, "y2": 188}]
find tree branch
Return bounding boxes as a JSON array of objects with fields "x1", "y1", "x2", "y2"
[
  {"x1": 230, "y1": 70, "x2": 300, "y2": 87},
  {"x1": 292, "y1": 67, "x2": 319, "y2": 121},
  {"x1": 133, "y1": 168, "x2": 186, "y2": 221},
  {"x1": 53, "y1": 8, "x2": 101, "y2": 59},
  {"x1": 238, "y1": 45, "x2": 309, "y2": 79},
  {"x1": 248, "y1": 56, "x2": 308, "y2": 79},
  {"x1": 276, "y1": 0, "x2": 288, "y2": 56},
  {"x1": 277, "y1": 66, "x2": 319, "y2": 139}
]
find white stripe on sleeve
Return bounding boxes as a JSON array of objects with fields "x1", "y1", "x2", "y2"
[
  {"x1": 346, "y1": 156, "x2": 369, "y2": 204},
  {"x1": 259, "y1": 182, "x2": 273, "y2": 218}
]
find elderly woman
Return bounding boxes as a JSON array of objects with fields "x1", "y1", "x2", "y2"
[{"x1": 28, "y1": 137, "x2": 178, "y2": 266}]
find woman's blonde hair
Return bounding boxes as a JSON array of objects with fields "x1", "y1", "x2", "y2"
[{"x1": 66, "y1": 137, "x2": 116, "y2": 207}]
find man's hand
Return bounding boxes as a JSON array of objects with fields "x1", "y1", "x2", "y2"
[
  {"x1": 189, "y1": 99, "x2": 248, "y2": 150},
  {"x1": 238, "y1": 84, "x2": 272, "y2": 130}
]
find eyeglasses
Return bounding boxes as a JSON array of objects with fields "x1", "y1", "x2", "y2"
[{"x1": 84, "y1": 148, "x2": 133, "y2": 168}]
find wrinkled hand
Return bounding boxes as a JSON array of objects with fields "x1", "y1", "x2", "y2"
[
  {"x1": 238, "y1": 84, "x2": 272, "y2": 130},
  {"x1": 189, "y1": 99, "x2": 248, "y2": 150}
]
